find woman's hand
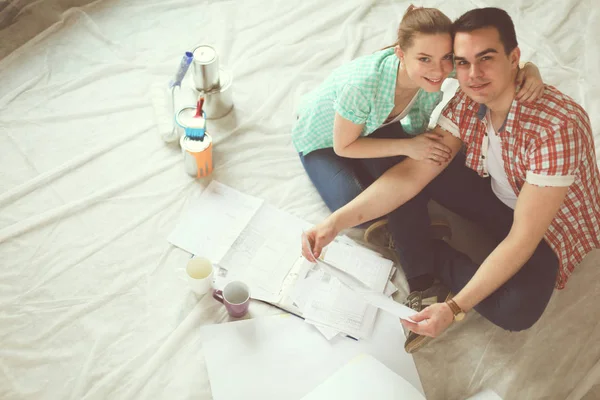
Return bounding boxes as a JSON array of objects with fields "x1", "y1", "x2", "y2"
[
  {"x1": 400, "y1": 302, "x2": 454, "y2": 338},
  {"x1": 301, "y1": 217, "x2": 339, "y2": 262},
  {"x1": 404, "y1": 133, "x2": 452, "y2": 165},
  {"x1": 516, "y1": 62, "x2": 545, "y2": 102}
]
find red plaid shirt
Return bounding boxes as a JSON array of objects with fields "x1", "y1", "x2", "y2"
[{"x1": 437, "y1": 86, "x2": 600, "y2": 289}]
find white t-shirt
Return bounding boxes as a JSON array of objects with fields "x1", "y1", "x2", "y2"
[
  {"x1": 486, "y1": 111, "x2": 518, "y2": 209},
  {"x1": 379, "y1": 91, "x2": 419, "y2": 128}
]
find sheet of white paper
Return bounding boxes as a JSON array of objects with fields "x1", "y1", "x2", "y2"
[
  {"x1": 218, "y1": 203, "x2": 312, "y2": 300},
  {"x1": 305, "y1": 319, "x2": 340, "y2": 340},
  {"x1": 316, "y1": 260, "x2": 416, "y2": 323},
  {"x1": 199, "y1": 312, "x2": 424, "y2": 400},
  {"x1": 275, "y1": 257, "x2": 315, "y2": 314},
  {"x1": 384, "y1": 281, "x2": 398, "y2": 297},
  {"x1": 323, "y1": 238, "x2": 393, "y2": 292},
  {"x1": 288, "y1": 268, "x2": 341, "y2": 339},
  {"x1": 167, "y1": 181, "x2": 263, "y2": 263},
  {"x1": 300, "y1": 354, "x2": 425, "y2": 400},
  {"x1": 302, "y1": 277, "x2": 370, "y2": 339},
  {"x1": 290, "y1": 259, "x2": 374, "y2": 339},
  {"x1": 290, "y1": 270, "x2": 316, "y2": 311},
  {"x1": 361, "y1": 292, "x2": 416, "y2": 322},
  {"x1": 336, "y1": 235, "x2": 384, "y2": 258}
]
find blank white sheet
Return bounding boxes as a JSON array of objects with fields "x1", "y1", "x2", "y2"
[{"x1": 301, "y1": 354, "x2": 425, "y2": 400}]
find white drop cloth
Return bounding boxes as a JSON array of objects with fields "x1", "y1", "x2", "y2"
[{"x1": 1, "y1": 0, "x2": 599, "y2": 399}]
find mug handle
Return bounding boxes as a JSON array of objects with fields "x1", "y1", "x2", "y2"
[{"x1": 212, "y1": 289, "x2": 224, "y2": 304}]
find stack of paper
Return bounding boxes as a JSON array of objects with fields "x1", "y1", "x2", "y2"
[{"x1": 289, "y1": 236, "x2": 396, "y2": 339}]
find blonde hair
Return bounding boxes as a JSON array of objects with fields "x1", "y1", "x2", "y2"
[{"x1": 384, "y1": 5, "x2": 452, "y2": 50}]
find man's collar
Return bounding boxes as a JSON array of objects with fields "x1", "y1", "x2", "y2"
[
  {"x1": 475, "y1": 102, "x2": 518, "y2": 133},
  {"x1": 476, "y1": 104, "x2": 488, "y2": 121}
]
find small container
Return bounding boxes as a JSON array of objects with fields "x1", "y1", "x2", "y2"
[
  {"x1": 176, "y1": 107, "x2": 214, "y2": 178},
  {"x1": 186, "y1": 257, "x2": 214, "y2": 296},
  {"x1": 192, "y1": 45, "x2": 220, "y2": 92},
  {"x1": 180, "y1": 134, "x2": 213, "y2": 178},
  {"x1": 195, "y1": 69, "x2": 234, "y2": 120}
]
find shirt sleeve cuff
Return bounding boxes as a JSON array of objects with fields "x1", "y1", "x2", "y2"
[
  {"x1": 526, "y1": 171, "x2": 575, "y2": 187},
  {"x1": 333, "y1": 104, "x2": 367, "y2": 125},
  {"x1": 436, "y1": 115, "x2": 460, "y2": 138}
]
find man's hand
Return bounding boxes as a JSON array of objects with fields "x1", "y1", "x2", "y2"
[{"x1": 400, "y1": 303, "x2": 455, "y2": 337}]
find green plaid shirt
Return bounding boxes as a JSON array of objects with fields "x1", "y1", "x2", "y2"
[{"x1": 292, "y1": 48, "x2": 444, "y2": 155}]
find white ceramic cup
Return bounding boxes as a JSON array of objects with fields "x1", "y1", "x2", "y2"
[{"x1": 186, "y1": 257, "x2": 214, "y2": 295}]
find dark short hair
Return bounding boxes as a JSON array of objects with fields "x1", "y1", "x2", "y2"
[{"x1": 452, "y1": 8, "x2": 518, "y2": 55}]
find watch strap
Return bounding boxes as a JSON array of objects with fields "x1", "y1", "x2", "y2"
[{"x1": 446, "y1": 298, "x2": 463, "y2": 316}]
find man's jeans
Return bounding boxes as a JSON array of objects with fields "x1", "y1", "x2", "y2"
[
  {"x1": 299, "y1": 123, "x2": 408, "y2": 227},
  {"x1": 388, "y1": 152, "x2": 559, "y2": 331}
]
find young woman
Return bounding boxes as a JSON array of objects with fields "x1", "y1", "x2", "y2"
[{"x1": 292, "y1": 6, "x2": 543, "y2": 241}]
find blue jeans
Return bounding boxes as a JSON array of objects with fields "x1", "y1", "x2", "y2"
[
  {"x1": 387, "y1": 152, "x2": 559, "y2": 331},
  {"x1": 299, "y1": 122, "x2": 408, "y2": 227}
]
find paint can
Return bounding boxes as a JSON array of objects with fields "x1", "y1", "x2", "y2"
[
  {"x1": 176, "y1": 107, "x2": 213, "y2": 178},
  {"x1": 196, "y1": 69, "x2": 234, "y2": 120},
  {"x1": 192, "y1": 45, "x2": 220, "y2": 92}
]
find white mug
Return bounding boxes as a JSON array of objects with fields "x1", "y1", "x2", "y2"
[{"x1": 186, "y1": 257, "x2": 214, "y2": 295}]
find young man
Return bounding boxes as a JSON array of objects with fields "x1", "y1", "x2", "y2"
[{"x1": 302, "y1": 7, "x2": 600, "y2": 353}]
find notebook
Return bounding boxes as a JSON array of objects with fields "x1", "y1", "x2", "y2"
[{"x1": 217, "y1": 231, "x2": 395, "y2": 339}]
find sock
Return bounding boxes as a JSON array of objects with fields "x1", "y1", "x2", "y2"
[{"x1": 407, "y1": 274, "x2": 434, "y2": 293}]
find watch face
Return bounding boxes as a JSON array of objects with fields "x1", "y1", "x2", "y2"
[{"x1": 455, "y1": 312, "x2": 466, "y2": 321}]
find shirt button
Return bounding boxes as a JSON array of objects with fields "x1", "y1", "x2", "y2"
[{"x1": 481, "y1": 155, "x2": 486, "y2": 159}]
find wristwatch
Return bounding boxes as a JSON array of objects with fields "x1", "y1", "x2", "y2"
[{"x1": 445, "y1": 298, "x2": 466, "y2": 321}]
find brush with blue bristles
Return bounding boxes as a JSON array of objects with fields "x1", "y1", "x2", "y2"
[{"x1": 184, "y1": 97, "x2": 206, "y2": 141}]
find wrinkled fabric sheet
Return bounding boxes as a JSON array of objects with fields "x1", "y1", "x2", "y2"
[{"x1": 1, "y1": 0, "x2": 599, "y2": 399}]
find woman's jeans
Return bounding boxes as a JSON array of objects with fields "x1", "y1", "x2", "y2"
[{"x1": 299, "y1": 122, "x2": 408, "y2": 227}]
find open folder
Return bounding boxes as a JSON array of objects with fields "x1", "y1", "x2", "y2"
[{"x1": 219, "y1": 233, "x2": 397, "y2": 339}]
